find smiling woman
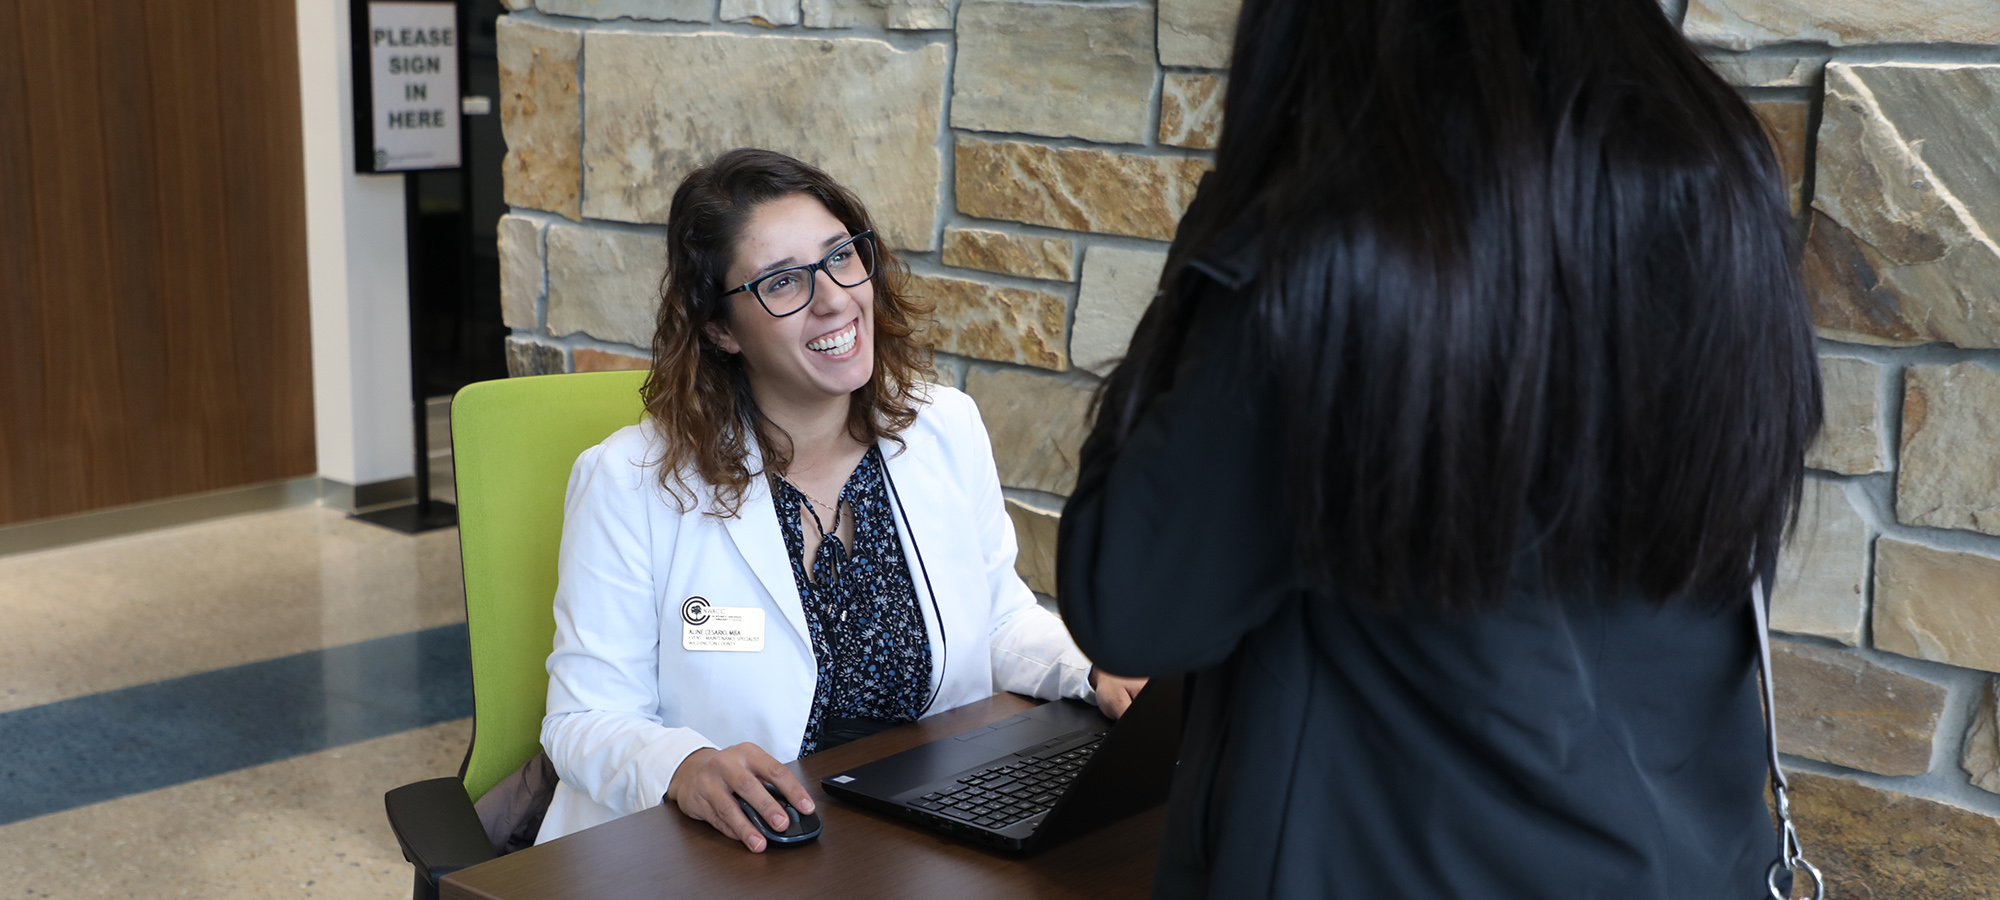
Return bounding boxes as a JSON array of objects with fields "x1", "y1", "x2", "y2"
[
  {"x1": 643, "y1": 152, "x2": 931, "y2": 519},
  {"x1": 706, "y1": 197, "x2": 882, "y2": 428},
  {"x1": 531, "y1": 149, "x2": 1143, "y2": 852}
]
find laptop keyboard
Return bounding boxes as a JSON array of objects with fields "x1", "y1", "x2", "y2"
[{"x1": 908, "y1": 735, "x2": 1103, "y2": 831}]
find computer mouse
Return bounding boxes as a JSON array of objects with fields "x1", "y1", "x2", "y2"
[{"x1": 736, "y1": 782, "x2": 823, "y2": 845}]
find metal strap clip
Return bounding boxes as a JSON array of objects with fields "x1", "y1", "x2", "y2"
[{"x1": 1755, "y1": 580, "x2": 1824, "y2": 900}]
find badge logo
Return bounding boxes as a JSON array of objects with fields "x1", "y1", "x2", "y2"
[{"x1": 680, "y1": 601, "x2": 765, "y2": 652}]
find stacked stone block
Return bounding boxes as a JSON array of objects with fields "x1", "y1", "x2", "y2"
[
  {"x1": 496, "y1": 0, "x2": 2000, "y2": 889},
  {"x1": 1690, "y1": 0, "x2": 2000, "y2": 892}
]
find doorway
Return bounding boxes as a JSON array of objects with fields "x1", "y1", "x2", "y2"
[{"x1": 403, "y1": 0, "x2": 510, "y2": 504}]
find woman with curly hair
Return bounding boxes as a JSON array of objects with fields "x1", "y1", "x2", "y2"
[{"x1": 535, "y1": 148, "x2": 1141, "y2": 850}]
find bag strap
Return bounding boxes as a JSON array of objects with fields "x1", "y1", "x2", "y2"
[{"x1": 1753, "y1": 574, "x2": 1824, "y2": 900}]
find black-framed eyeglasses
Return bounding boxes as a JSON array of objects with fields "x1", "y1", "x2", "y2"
[{"x1": 722, "y1": 231, "x2": 877, "y2": 318}]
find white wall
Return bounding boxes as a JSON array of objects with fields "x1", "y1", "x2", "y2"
[{"x1": 295, "y1": 0, "x2": 417, "y2": 496}]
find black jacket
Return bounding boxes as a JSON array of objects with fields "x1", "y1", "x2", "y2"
[{"x1": 1056, "y1": 239, "x2": 1775, "y2": 899}]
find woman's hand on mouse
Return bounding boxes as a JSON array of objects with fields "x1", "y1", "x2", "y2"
[
  {"x1": 665, "y1": 743, "x2": 814, "y2": 852},
  {"x1": 1089, "y1": 668, "x2": 1148, "y2": 719}
]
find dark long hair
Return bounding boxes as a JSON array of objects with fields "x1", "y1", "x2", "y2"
[
  {"x1": 1097, "y1": 0, "x2": 1821, "y2": 609},
  {"x1": 642, "y1": 148, "x2": 933, "y2": 516}
]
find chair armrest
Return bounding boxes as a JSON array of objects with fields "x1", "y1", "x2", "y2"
[{"x1": 385, "y1": 777, "x2": 499, "y2": 886}]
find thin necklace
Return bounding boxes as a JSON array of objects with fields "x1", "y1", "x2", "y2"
[
  {"x1": 777, "y1": 475, "x2": 844, "y2": 536},
  {"x1": 787, "y1": 480, "x2": 842, "y2": 513},
  {"x1": 777, "y1": 474, "x2": 845, "y2": 585}
]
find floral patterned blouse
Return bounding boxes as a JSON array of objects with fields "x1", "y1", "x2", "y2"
[{"x1": 769, "y1": 446, "x2": 933, "y2": 755}]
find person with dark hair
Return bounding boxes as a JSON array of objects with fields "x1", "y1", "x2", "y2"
[
  {"x1": 536, "y1": 148, "x2": 1143, "y2": 848},
  {"x1": 1057, "y1": 0, "x2": 1821, "y2": 896}
]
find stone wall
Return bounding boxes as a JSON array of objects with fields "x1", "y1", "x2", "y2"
[
  {"x1": 496, "y1": 1, "x2": 2000, "y2": 891},
  {"x1": 1690, "y1": 1, "x2": 2000, "y2": 894},
  {"x1": 492, "y1": 0, "x2": 1227, "y2": 570}
]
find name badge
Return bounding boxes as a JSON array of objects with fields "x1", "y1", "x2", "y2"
[{"x1": 680, "y1": 596, "x2": 765, "y2": 652}]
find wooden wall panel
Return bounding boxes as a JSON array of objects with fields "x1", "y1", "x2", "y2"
[
  {"x1": 0, "y1": 9, "x2": 44, "y2": 522},
  {"x1": 94, "y1": 0, "x2": 171, "y2": 501},
  {"x1": 215, "y1": 0, "x2": 317, "y2": 486},
  {"x1": 0, "y1": 0, "x2": 315, "y2": 527}
]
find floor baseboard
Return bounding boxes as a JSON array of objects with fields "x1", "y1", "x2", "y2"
[
  {"x1": 319, "y1": 476, "x2": 419, "y2": 513},
  {"x1": 0, "y1": 478, "x2": 322, "y2": 558}
]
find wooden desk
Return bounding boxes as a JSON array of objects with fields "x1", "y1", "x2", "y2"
[{"x1": 442, "y1": 695, "x2": 1164, "y2": 900}]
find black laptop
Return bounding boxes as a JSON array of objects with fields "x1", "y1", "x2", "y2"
[{"x1": 820, "y1": 675, "x2": 1184, "y2": 852}]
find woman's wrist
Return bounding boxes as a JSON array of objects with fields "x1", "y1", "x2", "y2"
[{"x1": 666, "y1": 747, "x2": 718, "y2": 804}]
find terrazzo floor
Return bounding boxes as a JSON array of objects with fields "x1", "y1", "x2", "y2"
[{"x1": 0, "y1": 506, "x2": 473, "y2": 899}]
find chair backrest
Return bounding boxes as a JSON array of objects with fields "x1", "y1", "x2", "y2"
[{"x1": 451, "y1": 369, "x2": 649, "y2": 801}]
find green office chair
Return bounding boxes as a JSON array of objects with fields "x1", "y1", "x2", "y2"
[{"x1": 384, "y1": 369, "x2": 649, "y2": 900}]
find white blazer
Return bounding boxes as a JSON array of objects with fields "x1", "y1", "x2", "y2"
[{"x1": 535, "y1": 385, "x2": 1096, "y2": 843}]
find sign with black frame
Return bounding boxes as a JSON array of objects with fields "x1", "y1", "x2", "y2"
[{"x1": 352, "y1": 0, "x2": 462, "y2": 173}]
